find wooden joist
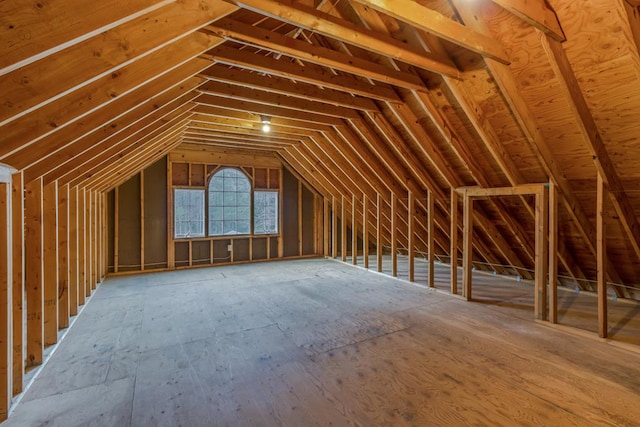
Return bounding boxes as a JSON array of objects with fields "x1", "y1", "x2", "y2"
[{"x1": 227, "y1": 0, "x2": 461, "y2": 78}]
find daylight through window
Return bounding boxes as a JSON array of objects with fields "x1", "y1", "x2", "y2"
[
  {"x1": 208, "y1": 168, "x2": 251, "y2": 236},
  {"x1": 254, "y1": 191, "x2": 279, "y2": 234},
  {"x1": 174, "y1": 189, "x2": 205, "y2": 238}
]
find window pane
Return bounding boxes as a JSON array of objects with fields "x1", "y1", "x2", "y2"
[
  {"x1": 174, "y1": 189, "x2": 205, "y2": 238},
  {"x1": 254, "y1": 190, "x2": 278, "y2": 234},
  {"x1": 208, "y1": 168, "x2": 251, "y2": 236}
]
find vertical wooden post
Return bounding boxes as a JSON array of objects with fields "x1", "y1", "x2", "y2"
[
  {"x1": 298, "y1": 181, "x2": 303, "y2": 256},
  {"x1": 0, "y1": 181, "x2": 10, "y2": 419},
  {"x1": 58, "y1": 185, "x2": 69, "y2": 329},
  {"x1": 331, "y1": 195, "x2": 337, "y2": 258},
  {"x1": 323, "y1": 197, "x2": 330, "y2": 256},
  {"x1": 362, "y1": 195, "x2": 369, "y2": 269},
  {"x1": 408, "y1": 191, "x2": 415, "y2": 282},
  {"x1": 11, "y1": 172, "x2": 24, "y2": 394},
  {"x1": 25, "y1": 177, "x2": 43, "y2": 368},
  {"x1": 376, "y1": 193, "x2": 382, "y2": 272},
  {"x1": 167, "y1": 161, "x2": 175, "y2": 269},
  {"x1": 391, "y1": 192, "x2": 398, "y2": 277},
  {"x1": 278, "y1": 167, "x2": 284, "y2": 258},
  {"x1": 352, "y1": 194, "x2": 357, "y2": 265},
  {"x1": 462, "y1": 192, "x2": 473, "y2": 301},
  {"x1": 427, "y1": 190, "x2": 435, "y2": 288},
  {"x1": 68, "y1": 187, "x2": 79, "y2": 316},
  {"x1": 597, "y1": 174, "x2": 608, "y2": 338},
  {"x1": 78, "y1": 188, "x2": 86, "y2": 306},
  {"x1": 548, "y1": 182, "x2": 558, "y2": 324},
  {"x1": 113, "y1": 187, "x2": 119, "y2": 274},
  {"x1": 535, "y1": 186, "x2": 549, "y2": 321},
  {"x1": 341, "y1": 194, "x2": 347, "y2": 262},
  {"x1": 450, "y1": 188, "x2": 458, "y2": 295},
  {"x1": 42, "y1": 182, "x2": 58, "y2": 346},
  {"x1": 93, "y1": 192, "x2": 98, "y2": 286},
  {"x1": 141, "y1": 171, "x2": 145, "y2": 271}
]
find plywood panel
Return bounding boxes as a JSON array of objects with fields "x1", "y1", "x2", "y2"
[
  {"x1": 192, "y1": 240, "x2": 210, "y2": 266},
  {"x1": 118, "y1": 175, "x2": 141, "y2": 272},
  {"x1": 302, "y1": 185, "x2": 315, "y2": 256},
  {"x1": 172, "y1": 163, "x2": 189, "y2": 186},
  {"x1": 282, "y1": 168, "x2": 299, "y2": 258},
  {"x1": 144, "y1": 158, "x2": 168, "y2": 270},
  {"x1": 174, "y1": 241, "x2": 189, "y2": 268},
  {"x1": 213, "y1": 239, "x2": 231, "y2": 264},
  {"x1": 253, "y1": 237, "x2": 267, "y2": 260},
  {"x1": 233, "y1": 238, "x2": 250, "y2": 262}
]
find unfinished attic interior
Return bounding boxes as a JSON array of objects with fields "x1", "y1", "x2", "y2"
[{"x1": 1, "y1": 0, "x2": 640, "y2": 424}]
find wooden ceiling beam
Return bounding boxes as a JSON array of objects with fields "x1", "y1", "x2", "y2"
[
  {"x1": 0, "y1": 0, "x2": 236, "y2": 124},
  {"x1": 225, "y1": 0, "x2": 461, "y2": 77},
  {"x1": 182, "y1": 129, "x2": 297, "y2": 146},
  {"x1": 489, "y1": 0, "x2": 565, "y2": 41},
  {"x1": 352, "y1": 0, "x2": 510, "y2": 63},
  {"x1": 179, "y1": 138, "x2": 288, "y2": 151},
  {"x1": 53, "y1": 106, "x2": 194, "y2": 187},
  {"x1": 84, "y1": 123, "x2": 187, "y2": 191},
  {"x1": 194, "y1": 93, "x2": 343, "y2": 125},
  {"x1": 204, "y1": 45, "x2": 400, "y2": 102},
  {"x1": 191, "y1": 106, "x2": 333, "y2": 132},
  {"x1": 199, "y1": 64, "x2": 377, "y2": 111},
  {"x1": 2, "y1": 31, "x2": 223, "y2": 162},
  {"x1": 208, "y1": 18, "x2": 427, "y2": 91},
  {"x1": 197, "y1": 80, "x2": 361, "y2": 119},
  {"x1": 2, "y1": 58, "x2": 209, "y2": 171},
  {"x1": 34, "y1": 92, "x2": 197, "y2": 184},
  {"x1": 189, "y1": 117, "x2": 322, "y2": 137},
  {"x1": 0, "y1": 0, "x2": 165, "y2": 72},
  {"x1": 68, "y1": 115, "x2": 191, "y2": 188}
]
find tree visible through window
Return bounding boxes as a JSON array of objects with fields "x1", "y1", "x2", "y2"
[
  {"x1": 254, "y1": 191, "x2": 278, "y2": 234},
  {"x1": 174, "y1": 189, "x2": 205, "y2": 238},
  {"x1": 208, "y1": 168, "x2": 251, "y2": 235}
]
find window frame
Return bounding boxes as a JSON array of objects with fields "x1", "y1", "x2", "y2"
[
  {"x1": 207, "y1": 167, "x2": 253, "y2": 237},
  {"x1": 253, "y1": 190, "x2": 279, "y2": 235},
  {"x1": 173, "y1": 188, "x2": 206, "y2": 239}
]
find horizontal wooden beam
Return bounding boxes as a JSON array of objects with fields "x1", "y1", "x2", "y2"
[
  {"x1": 208, "y1": 18, "x2": 427, "y2": 91},
  {"x1": 490, "y1": 0, "x2": 565, "y2": 41},
  {"x1": 197, "y1": 81, "x2": 360, "y2": 119},
  {"x1": 205, "y1": 45, "x2": 400, "y2": 102},
  {"x1": 194, "y1": 93, "x2": 344, "y2": 126},
  {"x1": 352, "y1": 0, "x2": 510, "y2": 63},
  {"x1": 457, "y1": 184, "x2": 547, "y2": 198},
  {"x1": 200, "y1": 64, "x2": 378, "y2": 111},
  {"x1": 227, "y1": 0, "x2": 461, "y2": 77}
]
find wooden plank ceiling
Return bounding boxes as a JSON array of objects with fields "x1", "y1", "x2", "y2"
[{"x1": 2, "y1": 0, "x2": 640, "y2": 297}]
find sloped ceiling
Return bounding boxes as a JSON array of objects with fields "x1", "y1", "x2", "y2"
[{"x1": 2, "y1": 0, "x2": 640, "y2": 296}]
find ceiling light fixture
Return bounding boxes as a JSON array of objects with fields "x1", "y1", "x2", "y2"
[{"x1": 261, "y1": 115, "x2": 271, "y2": 133}]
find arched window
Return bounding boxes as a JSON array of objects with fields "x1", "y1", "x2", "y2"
[{"x1": 208, "y1": 168, "x2": 251, "y2": 235}]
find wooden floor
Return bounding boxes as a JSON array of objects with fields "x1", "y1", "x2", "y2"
[{"x1": 5, "y1": 258, "x2": 640, "y2": 426}]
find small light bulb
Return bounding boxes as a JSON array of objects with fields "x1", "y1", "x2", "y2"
[{"x1": 262, "y1": 123, "x2": 271, "y2": 133}]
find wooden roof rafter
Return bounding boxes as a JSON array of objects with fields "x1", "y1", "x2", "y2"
[{"x1": 224, "y1": 0, "x2": 462, "y2": 78}]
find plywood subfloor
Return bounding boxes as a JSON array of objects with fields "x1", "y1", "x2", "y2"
[{"x1": 5, "y1": 258, "x2": 640, "y2": 426}]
